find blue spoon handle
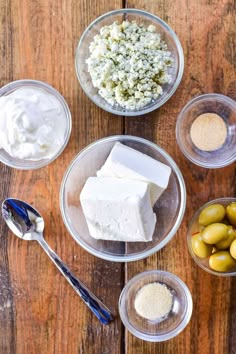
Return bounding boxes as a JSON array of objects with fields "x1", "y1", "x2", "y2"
[{"x1": 38, "y1": 237, "x2": 113, "y2": 325}]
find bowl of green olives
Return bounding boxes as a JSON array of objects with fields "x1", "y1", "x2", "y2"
[{"x1": 187, "y1": 198, "x2": 236, "y2": 276}]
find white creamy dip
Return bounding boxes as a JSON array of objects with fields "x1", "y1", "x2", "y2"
[{"x1": 0, "y1": 87, "x2": 66, "y2": 160}]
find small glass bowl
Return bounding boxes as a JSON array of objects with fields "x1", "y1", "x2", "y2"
[
  {"x1": 60, "y1": 135, "x2": 186, "y2": 262},
  {"x1": 75, "y1": 8, "x2": 184, "y2": 116},
  {"x1": 176, "y1": 94, "x2": 236, "y2": 168},
  {"x1": 119, "y1": 270, "x2": 193, "y2": 342},
  {"x1": 0, "y1": 79, "x2": 72, "y2": 170},
  {"x1": 187, "y1": 197, "x2": 236, "y2": 277}
]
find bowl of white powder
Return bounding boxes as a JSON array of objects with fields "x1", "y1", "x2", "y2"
[
  {"x1": 119, "y1": 270, "x2": 193, "y2": 341},
  {"x1": 75, "y1": 9, "x2": 184, "y2": 116},
  {"x1": 0, "y1": 79, "x2": 72, "y2": 169}
]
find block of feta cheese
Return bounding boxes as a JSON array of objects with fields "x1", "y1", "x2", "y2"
[
  {"x1": 97, "y1": 142, "x2": 171, "y2": 206},
  {"x1": 80, "y1": 177, "x2": 156, "y2": 242}
]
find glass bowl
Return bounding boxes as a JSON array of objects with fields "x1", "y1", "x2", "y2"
[
  {"x1": 187, "y1": 197, "x2": 236, "y2": 276},
  {"x1": 118, "y1": 270, "x2": 192, "y2": 342},
  {"x1": 60, "y1": 135, "x2": 186, "y2": 262},
  {"x1": 75, "y1": 8, "x2": 184, "y2": 116},
  {"x1": 176, "y1": 94, "x2": 236, "y2": 168},
  {"x1": 0, "y1": 79, "x2": 72, "y2": 169}
]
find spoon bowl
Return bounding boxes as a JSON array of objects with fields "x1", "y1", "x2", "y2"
[{"x1": 2, "y1": 198, "x2": 44, "y2": 240}]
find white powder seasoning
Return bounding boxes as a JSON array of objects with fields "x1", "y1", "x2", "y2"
[{"x1": 134, "y1": 282, "x2": 173, "y2": 321}]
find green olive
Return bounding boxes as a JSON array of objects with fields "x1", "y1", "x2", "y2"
[
  {"x1": 226, "y1": 202, "x2": 236, "y2": 226},
  {"x1": 230, "y1": 239, "x2": 236, "y2": 260},
  {"x1": 191, "y1": 232, "x2": 212, "y2": 258},
  {"x1": 202, "y1": 223, "x2": 228, "y2": 244},
  {"x1": 209, "y1": 251, "x2": 236, "y2": 272},
  {"x1": 215, "y1": 226, "x2": 236, "y2": 249},
  {"x1": 198, "y1": 204, "x2": 225, "y2": 226}
]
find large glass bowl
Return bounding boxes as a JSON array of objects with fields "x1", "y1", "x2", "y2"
[
  {"x1": 187, "y1": 197, "x2": 236, "y2": 276},
  {"x1": 60, "y1": 135, "x2": 186, "y2": 262},
  {"x1": 0, "y1": 80, "x2": 72, "y2": 170},
  {"x1": 75, "y1": 9, "x2": 184, "y2": 116},
  {"x1": 119, "y1": 270, "x2": 193, "y2": 342}
]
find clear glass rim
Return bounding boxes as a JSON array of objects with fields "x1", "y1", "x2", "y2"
[
  {"x1": 118, "y1": 270, "x2": 193, "y2": 342},
  {"x1": 0, "y1": 79, "x2": 72, "y2": 170},
  {"x1": 187, "y1": 197, "x2": 236, "y2": 277},
  {"x1": 176, "y1": 93, "x2": 236, "y2": 169},
  {"x1": 60, "y1": 135, "x2": 186, "y2": 262},
  {"x1": 75, "y1": 8, "x2": 184, "y2": 116}
]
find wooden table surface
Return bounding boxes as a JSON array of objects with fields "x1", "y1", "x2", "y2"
[{"x1": 0, "y1": 1, "x2": 235, "y2": 353}]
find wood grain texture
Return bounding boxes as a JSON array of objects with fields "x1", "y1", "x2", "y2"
[
  {"x1": 0, "y1": 2, "x2": 16, "y2": 353},
  {"x1": 125, "y1": 1, "x2": 236, "y2": 354},
  {"x1": 0, "y1": 1, "x2": 124, "y2": 354},
  {"x1": 0, "y1": 0, "x2": 235, "y2": 354}
]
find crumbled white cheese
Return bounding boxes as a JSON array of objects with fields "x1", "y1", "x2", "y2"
[
  {"x1": 97, "y1": 142, "x2": 171, "y2": 206},
  {"x1": 80, "y1": 177, "x2": 156, "y2": 242},
  {"x1": 86, "y1": 20, "x2": 173, "y2": 110}
]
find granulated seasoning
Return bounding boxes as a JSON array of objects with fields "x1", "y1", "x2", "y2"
[
  {"x1": 190, "y1": 113, "x2": 227, "y2": 151},
  {"x1": 134, "y1": 282, "x2": 173, "y2": 321}
]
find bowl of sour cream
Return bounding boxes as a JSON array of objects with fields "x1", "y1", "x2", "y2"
[{"x1": 0, "y1": 79, "x2": 72, "y2": 169}]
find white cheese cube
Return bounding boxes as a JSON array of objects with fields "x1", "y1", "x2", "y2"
[
  {"x1": 97, "y1": 142, "x2": 171, "y2": 206},
  {"x1": 80, "y1": 177, "x2": 156, "y2": 242}
]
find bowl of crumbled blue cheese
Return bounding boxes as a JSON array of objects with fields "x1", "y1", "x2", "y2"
[{"x1": 75, "y1": 9, "x2": 184, "y2": 116}]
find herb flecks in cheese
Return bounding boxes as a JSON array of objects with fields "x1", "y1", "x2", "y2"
[{"x1": 86, "y1": 21, "x2": 173, "y2": 110}]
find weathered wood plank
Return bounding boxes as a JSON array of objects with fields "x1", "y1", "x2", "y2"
[
  {"x1": 0, "y1": 1, "x2": 124, "y2": 353},
  {"x1": 0, "y1": 0, "x2": 235, "y2": 353},
  {"x1": 124, "y1": 1, "x2": 236, "y2": 354}
]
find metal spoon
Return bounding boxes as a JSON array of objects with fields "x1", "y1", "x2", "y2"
[{"x1": 2, "y1": 198, "x2": 113, "y2": 325}]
